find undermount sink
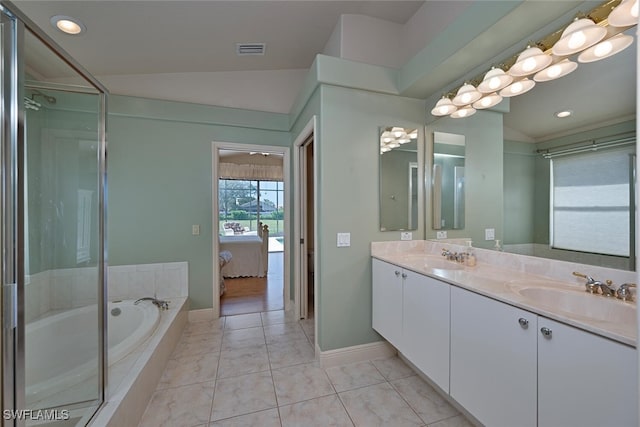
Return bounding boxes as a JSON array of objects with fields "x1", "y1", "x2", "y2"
[
  {"x1": 423, "y1": 256, "x2": 464, "y2": 271},
  {"x1": 516, "y1": 286, "x2": 636, "y2": 324}
]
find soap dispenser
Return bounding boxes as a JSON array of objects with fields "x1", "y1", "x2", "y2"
[{"x1": 465, "y1": 240, "x2": 476, "y2": 267}]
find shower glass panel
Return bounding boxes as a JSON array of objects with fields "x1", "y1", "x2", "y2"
[{"x1": 22, "y1": 28, "x2": 104, "y2": 425}]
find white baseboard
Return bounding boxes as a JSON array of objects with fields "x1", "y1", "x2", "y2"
[
  {"x1": 188, "y1": 308, "x2": 215, "y2": 322},
  {"x1": 318, "y1": 340, "x2": 396, "y2": 368}
]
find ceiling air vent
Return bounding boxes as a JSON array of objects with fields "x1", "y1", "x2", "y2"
[{"x1": 236, "y1": 43, "x2": 266, "y2": 56}]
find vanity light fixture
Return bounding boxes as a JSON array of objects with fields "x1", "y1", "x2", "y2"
[
  {"x1": 431, "y1": 96, "x2": 458, "y2": 116},
  {"x1": 551, "y1": 18, "x2": 607, "y2": 56},
  {"x1": 499, "y1": 78, "x2": 535, "y2": 97},
  {"x1": 578, "y1": 33, "x2": 634, "y2": 62},
  {"x1": 50, "y1": 15, "x2": 86, "y2": 35},
  {"x1": 477, "y1": 67, "x2": 513, "y2": 93},
  {"x1": 509, "y1": 46, "x2": 553, "y2": 76},
  {"x1": 452, "y1": 83, "x2": 482, "y2": 106},
  {"x1": 429, "y1": 0, "x2": 637, "y2": 119},
  {"x1": 555, "y1": 110, "x2": 573, "y2": 118},
  {"x1": 391, "y1": 127, "x2": 405, "y2": 138},
  {"x1": 408, "y1": 129, "x2": 418, "y2": 139},
  {"x1": 533, "y1": 59, "x2": 578, "y2": 82},
  {"x1": 473, "y1": 93, "x2": 503, "y2": 109},
  {"x1": 450, "y1": 106, "x2": 476, "y2": 119},
  {"x1": 608, "y1": 0, "x2": 639, "y2": 27}
]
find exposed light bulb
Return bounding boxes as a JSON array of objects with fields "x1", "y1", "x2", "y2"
[
  {"x1": 594, "y1": 41, "x2": 613, "y2": 57},
  {"x1": 522, "y1": 57, "x2": 537, "y2": 72},
  {"x1": 489, "y1": 77, "x2": 501, "y2": 90},
  {"x1": 568, "y1": 30, "x2": 587, "y2": 49},
  {"x1": 510, "y1": 82, "x2": 523, "y2": 94}
]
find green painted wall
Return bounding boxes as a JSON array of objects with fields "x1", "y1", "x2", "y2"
[
  {"x1": 108, "y1": 96, "x2": 289, "y2": 309},
  {"x1": 426, "y1": 111, "x2": 504, "y2": 248},
  {"x1": 504, "y1": 140, "x2": 536, "y2": 245},
  {"x1": 317, "y1": 85, "x2": 425, "y2": 351}
]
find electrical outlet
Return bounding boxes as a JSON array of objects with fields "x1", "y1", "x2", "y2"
[
  {"x1": 337, "y1": 232, "x2": 350, "y2": 247},
  {"x1": 192, "y1": 225, "x2": 200, "y2": 235},
  {"x1": 436, "y1": 231, "x2": 447, "y2": 239},
  {"x1": 485, "y1": 228, "x2": 495, "y2": 241},
  {"x1": 400, "y1": 232, "x2": 412, "y2": 241}
]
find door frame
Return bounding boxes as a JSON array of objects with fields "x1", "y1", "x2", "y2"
[
  {"x1": 292, "y1": 117, "x2": 316, "y2": 322},
  {"x1": 211, "y1": 142, "x2": 290, "y2": 318}
]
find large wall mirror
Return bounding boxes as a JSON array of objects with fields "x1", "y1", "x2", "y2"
[
  {"x1": 503, "y1": 26, "x2": 636, "y2": 271},
  {"x1": 379, "y1": 126, "x2": 419, "y2": 231},
  {"x1": 432, "y1": 132, "x2": 465, "y2": 230}
]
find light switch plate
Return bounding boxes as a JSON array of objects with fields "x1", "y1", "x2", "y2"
[
  {"x1": 485, "y1": 228, "x2": 495, "y2": 241},
  {"x1": 192, "y1": 225, "x2": 200, "y2": 235},
  {"x1": 337, "y1": 232, "x2": 350, "y2": 247},
  {"x1": 400, "y1": 232, "x2": 412, "y2": 241},
  {"x1": 436, "y1": 231, "x2": 447, "y2": 239}
]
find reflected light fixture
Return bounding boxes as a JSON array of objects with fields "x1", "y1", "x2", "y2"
[
  {"x1": 499, "y1": 78, "x2": 535, "y2": 97},
  {"x1": 608, "y1": 0, "x2": 639, "y2": 27},
  {"x1": 431, "y1": 96, "x2": 458, "y2": 116},
  {"x1": 533, "y1": 59, "x2": 578, "y2": 82},
  {"x1": 509, "y1": 46, "x2": 552, "y2": 76},
  {"x1": 578, "y1": 33, "x2": 634, "y2": 62},
  {"x1": 452, "y1": 83, "x2": 482, "y2": 106},
  {"x1": 391, "y1": 126, "x2": 405, "y2": 138},
  {"x1": 473, "y1": 93, "x2": 503, "y2": 109},
  {"x1": 450, "y1": 106, "x2": 476, "y2": 119},
  {"x1": 552, "y1": 18, "x2": 607, "y2": 56},
  {"x1": 555, "y1": 110, "x2": 572, "y2": 118},
  {"x1": 477, "y1": 67, "x2": 513, "y2": 93},
  {"x1": 50, "y1": 15, "x2": 86, "y2": 35},
  {"x1": 408, "y1": 129, "x2": 418, "y2": 139}
]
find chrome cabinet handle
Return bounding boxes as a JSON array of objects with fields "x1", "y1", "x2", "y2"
[
  {"x1": 395, "y1": 271, "x2": 401, "y2": 277},
  {"x1": 518, "y1": 318, "x2": 529, "y2": 329},
  {"x1": 401, "y1": 273, "x2": 407, "y2": 279},
  {"x1": 540, "y1": 327, "x2": 552, "y2": 338}
]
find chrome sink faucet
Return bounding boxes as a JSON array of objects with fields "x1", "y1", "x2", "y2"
[
  {"x1": 572, "y1": 272, "x2": 602, "y2": 294},
  {"x1": 616, "y1": 283, "x2": 636, "y2": 302}
]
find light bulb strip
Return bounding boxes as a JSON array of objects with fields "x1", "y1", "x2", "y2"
[{"x1": 430, "y1": 0, "x2": 635, "y2": 119}]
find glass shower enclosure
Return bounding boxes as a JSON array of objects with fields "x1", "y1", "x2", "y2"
[{"x1": 1, "y1": 3, "x2": 107, "y2": 426}]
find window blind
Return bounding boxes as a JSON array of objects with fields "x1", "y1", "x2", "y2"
[{"x1": 551, "y1": 146, "x2": 634, "y2": 257}]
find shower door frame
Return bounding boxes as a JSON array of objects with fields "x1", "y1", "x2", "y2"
[{"x1": 0, "y1": 2, "x2": 109, "y2": 425}]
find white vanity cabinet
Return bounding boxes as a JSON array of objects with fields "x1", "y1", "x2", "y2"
[
  {"x1": 372, "y1": 258, "x2": 404, "y2": 347},
  {"x1": 402, "y1": 272, "x2": 450, "y2": 392},
  {"x1": 372, "y1": 258, "x2": 450, "y2": 392},
  {"x1": 537, "y1": 317, "x2": 638, "y2": 427},
  {"x1": 450, "y1": 286, "x2": 538, "y2": 427}
]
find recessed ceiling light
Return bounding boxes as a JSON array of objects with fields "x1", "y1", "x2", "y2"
[
  {"x1": 555, "y1": 110, "x2": 572, "y2": 118},
  {"x1": 50, "y1": 15, "x2": 86, "y2": 35}
]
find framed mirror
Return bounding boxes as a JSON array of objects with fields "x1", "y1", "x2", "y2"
[
  {"x1": 379, "y1": 126, "x2": 419, "y2": 231},
  {"x1": 432, "y1": 132, "x2": 465, "y2": 230}
]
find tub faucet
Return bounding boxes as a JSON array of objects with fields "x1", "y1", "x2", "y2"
[{"x1": 134, "y1": 297, "x2": 169, "y2": 310}]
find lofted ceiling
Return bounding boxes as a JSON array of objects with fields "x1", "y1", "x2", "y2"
[{"x1": 11, "y1": 0, "x2": 638, "y2": 141}]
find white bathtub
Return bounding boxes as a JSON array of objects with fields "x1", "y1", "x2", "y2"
[{"x1": 25, "y1": 300, "x2": 160, "y2": 405}]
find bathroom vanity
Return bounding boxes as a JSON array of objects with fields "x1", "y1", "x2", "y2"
[{"x1": 372, "y1": 240, "x2": 637, "y2": 427}]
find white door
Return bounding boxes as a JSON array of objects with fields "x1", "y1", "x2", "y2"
[{"x1": 371, "y1": 259, "x2": 403, "y2": 347}]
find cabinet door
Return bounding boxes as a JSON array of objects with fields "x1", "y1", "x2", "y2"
[
  {"x1": 538, "y1": 317, "x2": 638, "y2": 427},
  {"x1": 402, "y1": 272, "x2": 450, "y2": 392},
  {"x1": 372, "y1": 259, "x2": 403, "y2": 347},
  {"x1": 450, "y1": 287, "x2": 537, "y2": 427}
]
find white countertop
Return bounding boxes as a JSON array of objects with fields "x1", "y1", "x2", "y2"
[{"x1": 372, "y1": 244, "x2": 637, "y2": 347}]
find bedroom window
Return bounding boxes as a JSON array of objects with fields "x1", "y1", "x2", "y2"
[
  {"x1": 219, "y1": 179, "x2": 284, "y2": 236},
  {"x1": 550, "y1": 146, "x2": 634, "y2": 257}
]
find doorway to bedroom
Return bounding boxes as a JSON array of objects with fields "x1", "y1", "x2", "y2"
[{"x1": 214, "y1": 146, "x2": 289, "y2": 317}]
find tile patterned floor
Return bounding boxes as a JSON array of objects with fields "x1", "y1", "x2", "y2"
[{"x1": 138, "y1": 310, "x2": 473, "y2": 427}]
